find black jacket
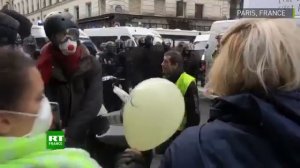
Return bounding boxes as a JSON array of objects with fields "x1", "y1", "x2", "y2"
[
  {"x1": 183, "y1": 50, "x2": 201, "y2": 80},
  {"x1": 44, "y1": 46, "x2": 103, "y2": 148},
  {"x1": 100, "y1": 51, "x2": 122, "y2": 77},
  {"x1": 129, "y1": 46, "x2": 164, "y2": 87},
  {"x1": 160, "y1": 90, "x2": 300, "y2": 168}
]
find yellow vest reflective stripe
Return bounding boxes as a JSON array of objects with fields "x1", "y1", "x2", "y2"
[{"x1": 176, "y1": 72, "x2": 196, "y2": 131}]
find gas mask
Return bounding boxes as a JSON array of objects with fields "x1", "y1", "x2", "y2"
[
  {"x1": 57, "y1": 28, "x2": 79, "y2": 56},
  {"x1": 0, "y1": 97, "x2": 53, "y2": 137},
  {"x1": 59, "y1": 39, "x2": 77, "y2": 55}
]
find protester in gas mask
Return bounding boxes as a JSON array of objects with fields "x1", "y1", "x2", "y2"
[
  {"x1": 37, "y1": 14, "x2": 102, "y2": 150},
  {"x1": 0, "y1": 47, "x2": 100, "y2": 167}
]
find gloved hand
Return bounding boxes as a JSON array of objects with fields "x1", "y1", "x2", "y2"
[{"x1": 115, "y1": 149, "x2": 147, "y2": 168}]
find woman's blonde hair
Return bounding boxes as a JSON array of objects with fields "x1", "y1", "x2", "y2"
[{"x1": 206, "y1": 19, "x2": 300, "y2": 96}]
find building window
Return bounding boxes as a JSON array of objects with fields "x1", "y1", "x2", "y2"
[
  {"x1": 64, "y1": 8, "x2": 69, "y2": 12},
  {"x1": 86, "y1": 2, "x2": 91, "y2": 17},
  {"x1": 129, "y1": 0, "x2": 141, "y2": 15},
  {"x1": 115, "y1": 5, "x2": 122, "y2": 13},
  {"x1": 43, "y1": 0, "x2": 46, "y2": 8},
  {"x1": 74, "y1": 6, "x2": 79, "y2": 20},
  {"x1": 195, "y1": 4, "x2": 203, "y2": 19},
  {"x1": 154, "y1": 0, "x2": 165, "y2": 16},
  {"x1": 100, "y1": 0, "x2": 106, "y2": 15},
  {"x1": 176, "y1": 1, "x2": 186, "y2": 17},
  {"x1": 31, "y1": 0, "x2": 34, "y2": 12},
  {"x1": 17, "y1": 3, "x2": 20, "y2": 13},
  {"x1": 37, "y1": 0, "x2": 39, "y2": 10},
  {"x1": 21, "y1": 1, "x2": 24, "y2": 14},
  {"x1": 49, "y1": 0, "x2": 52, "y2": 5},
  {"x1": 26, "y1": 0, "x2": 29, "y2": 14},
  {"x1": 14, "y1": 4, "x2": 16, "y2": 10}
]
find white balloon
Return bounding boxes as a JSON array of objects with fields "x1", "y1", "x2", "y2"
[{"x1": 123, "y1": 78, "x2": 185, "y2": 151}]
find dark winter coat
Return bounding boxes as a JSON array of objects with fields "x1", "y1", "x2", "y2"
[
  {"x1": 160, "y1": 90, "x2": 300, "y2": 168},
  {"x1": 38, "y1": 43, "x2": 103, "y2": 148}
]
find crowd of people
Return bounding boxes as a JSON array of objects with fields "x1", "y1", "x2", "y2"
[{"x1": 0, "y1": 7, "x2": 299, "y2": 168}]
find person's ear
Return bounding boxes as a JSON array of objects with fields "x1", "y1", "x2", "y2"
[
  {"x1": 0, "y1": 114, "x2": 12, "y2": 135},
  {"x1": 172, "y1": 63, "x2": 179, "y2": 70}
]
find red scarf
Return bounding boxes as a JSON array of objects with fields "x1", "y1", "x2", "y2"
[{"x1": 37, "y1": 43, "x2": 82, "y2": 85}]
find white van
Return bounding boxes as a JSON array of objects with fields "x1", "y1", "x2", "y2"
[
  {"x1": 204, "y1": 20, "x2": 238, "y2": 62},
  {"x1": 205, "y1": 18, "x2": 300, "y2": 62},
  {"x1": 194, "y1": 34, "x2": 210, "y2": 51},
  {"x1": 83, "y1": 27, "x2": 163, "y2": 47},
  {"x1": 31, "y1": 25, "x2": 49, "y2": 49},
  {"x1": 150, "y1": 28, "x2": 200, "y2": 47}
]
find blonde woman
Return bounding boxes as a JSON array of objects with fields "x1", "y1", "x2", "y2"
[{"x1": 160, "y1": 19, "x2": 300, "y2": 168}]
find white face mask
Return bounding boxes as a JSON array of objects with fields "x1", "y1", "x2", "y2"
[
  {"x1": 0, "y1": 97, "x2": 53, "y2": 137},
  {"x1": 58, "y1": 39, "x2": 77, "y2": 55}
]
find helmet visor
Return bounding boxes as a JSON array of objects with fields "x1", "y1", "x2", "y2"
[{"x1": 56, "y1": 28, "x2": 79, "y2": 43}]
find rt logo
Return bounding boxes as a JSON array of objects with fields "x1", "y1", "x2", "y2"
[{"x1": 47, "y1": 131, "x2": 65, "y2": 150}]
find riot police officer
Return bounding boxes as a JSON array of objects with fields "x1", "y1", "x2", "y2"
[
  {"x1": 115, "y1": 39, "x2": 125, "y2": 54},
  {"x1": 100, "y1": 41, "x2": 122, "y2": 76}
]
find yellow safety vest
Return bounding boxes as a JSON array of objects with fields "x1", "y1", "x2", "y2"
[{"x1": 175, "y1": 72, "x2": 196, "y2": 131}]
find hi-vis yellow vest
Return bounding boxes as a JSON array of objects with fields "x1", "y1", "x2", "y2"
[{"x1": 176, "y1": 72, "x2": 196, "y2": 131}]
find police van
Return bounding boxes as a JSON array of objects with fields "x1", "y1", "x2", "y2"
[
  {"x1": 31, "y1": 25, "x2": 49, "y2": 50},
  {"x1": 150, "y1": 28, "x2": 200, "y2": 47},
  {"x1": 83, "y1": 26, "x2": 163, "y2": 48},
  {"x1": 204, "y1": 19, "x2": 239, "y2": 66},
  {"x1": 194, "y1": 34, "x2": 210, "y2": 51}
]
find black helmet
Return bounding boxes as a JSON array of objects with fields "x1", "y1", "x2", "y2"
[
  {"x1": 144, "y1": 35, "x2": 154, "y2": 47},
  {"x1": 23, "y1": 35, "x2": 37, "y2": 46},
  {"x1": 44, "y1": 14, "x2": 78, "y2": 40},
  {"x1": 0, "y1": 12, "x2": 19, "y2": 46},
  {"x1": 125, "y1": 39, "x2": 135, "y2": 48},
  {"x1": 115, "y1": 39, "x2": 124, "y2": 50},
  {"x1": 105, "y1": 41, "x2": 116, "y2": 53},
  {"x1": 138, "y1": 37, "x2": 145, "y2": 47},
  {"x1": 99, "y1": 42, "x2": 107, "y2": 51}
]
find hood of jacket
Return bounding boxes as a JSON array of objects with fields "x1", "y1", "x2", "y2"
[{"x1": 209, "y1": 90, "x2": 300, "y2": 166}]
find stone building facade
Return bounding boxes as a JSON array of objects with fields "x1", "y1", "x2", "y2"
[{"x1": 0, "y1": 0, "x2": 234, "y2": 30}]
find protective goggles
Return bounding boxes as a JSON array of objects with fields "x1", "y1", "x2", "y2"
[{"x1": 59, "y1": 28, "x2": 79, "y2": 42}]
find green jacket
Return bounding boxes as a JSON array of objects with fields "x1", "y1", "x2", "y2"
[
  {"x1": 176, "y1": 72, "x2": 196, "y2": 131},
  {"x1": 0, "y1": 134, "x2": 101, "y2": 168}
]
